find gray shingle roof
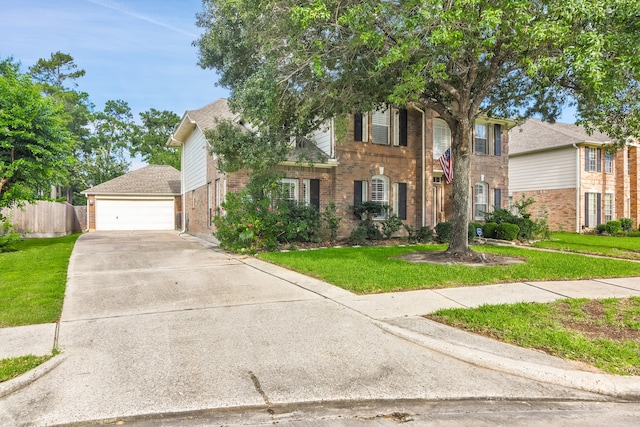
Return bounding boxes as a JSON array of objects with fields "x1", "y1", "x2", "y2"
[
  {"x1": 187, "y1": 98, "x2": 238, "y2": 131},
  {"x1": 82, "y1": 165, "x2": 181, "y2": 195},
  {"x1": 509, "y1": 118, "x2": 611, "y2": 155}
]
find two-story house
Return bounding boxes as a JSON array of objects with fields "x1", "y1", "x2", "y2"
[
  {"x1": 168, "y1": 99, "x2": 512, "y2": 240},
  {"x1": 509, "y1": 118, "x2": 640, "y2": 232}
]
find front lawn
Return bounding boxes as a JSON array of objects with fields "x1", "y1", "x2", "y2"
[
  {"x1": 258, "y1": 244, "x2": 640, "y2": 294},
  {"x1": 0, "y1": 354, "x2": 54, "y2": 383},
  {"x1": 0, "y1": 234, "x2": 79, "y2": 327},
  {"x1": 533, "y1": 232, "x2": 640, "y2": 260},
  {"x1": 427, "y1": 297, "x2": 640, "y2": 376}
]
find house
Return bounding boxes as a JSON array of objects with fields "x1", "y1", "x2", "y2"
[
  {"x1": 168, "y1": 98, "x2": 513, "y2": 239},
  {"x1": 82, "y1": 165, "x2": 181, "y2": 231},
  {"x1": 508, "y1": 118, "x2": 640, "y2": 232}
]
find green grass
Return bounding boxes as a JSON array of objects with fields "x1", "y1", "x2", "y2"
[
  {"x1": 533, "y1": 232, "x2": 640, "y2": 260},
  {"x1": 0, "y1": 234, "x2": 79, "y2": 327},
  {"x1": 0, "y1": 353, "x2": 54, "y2": 383},
  {"x1": 428, "y1": 297, "x2": 640, "y2": 375},
  {"x1": 258, "y1": 244, "x2": 640, "y2": 294}
]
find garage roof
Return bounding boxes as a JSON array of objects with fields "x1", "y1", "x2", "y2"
[{"x1": 82, "y1": 165, "x2": 181, "y2": 196}]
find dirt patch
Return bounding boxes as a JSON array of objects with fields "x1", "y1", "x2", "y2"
[
  {"x1": 555, "y1": 300, "x2": 640, "y2": 341},
  {"x1": 395, "y1": 250, "x2": 526, "y2": 267}
]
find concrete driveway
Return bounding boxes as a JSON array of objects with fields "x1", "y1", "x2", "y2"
[{"x1": 0, "y1": 231, "x2": 614, "y2": 425}]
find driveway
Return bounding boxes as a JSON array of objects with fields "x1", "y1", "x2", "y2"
[{"x1": 0, "y1": 231, "x2": 612, "y2": 425}]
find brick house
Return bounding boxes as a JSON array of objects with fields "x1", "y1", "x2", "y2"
[
  {"x1": 168, "y1": 99, "x2": 513, "y2": 240},
  {"x1": 508, "y1": 118, "x2": 640, "y2": 232}
]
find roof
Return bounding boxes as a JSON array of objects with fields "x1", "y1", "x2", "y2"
[
  {"x1": 509, "y1": 118, "x2": 611, "y2": 155},
  {"x1": 168, "y1": 98, "x2": 239, "y2": 146},
  {"x1": 82, "y1": 165, "x2": 181, "y2": 195}
]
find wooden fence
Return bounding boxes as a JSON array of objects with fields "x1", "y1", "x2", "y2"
[{"x1": 1, "y1": 201, "x2": 86, "y2": 237}]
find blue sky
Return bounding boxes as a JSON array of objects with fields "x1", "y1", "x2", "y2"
[
  {"x1": 0, "y1": 0, "x2": 228, "y2": 119},
  {"x1": 0, "y1": 0, "x2": 577, "y2": 126}
]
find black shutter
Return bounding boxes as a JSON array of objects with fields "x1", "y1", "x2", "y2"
[
  {"x1": 494, "y1": 188, "x2": 501, "y2": 208},
  {"x1": 354, "y1": 181, "x2": 363, "y2": 206},
  {"x1": 494, "y1": 124, "x2": 502, "y2": 156},
  {"x1": 398, "y1": 183, "x2": 407, "y2": 220},
  {"x1": 354, "y1": 113, "x2": 363, "y2": 141},
  {"x1": 597, "y1": 149, "x2": 602, "y2": 172},
  {"x1": 310, "y1": 179, "x2": 320, "y2": 210},
  {"x1": 584, "y1": 192, "x2": 589, "y2": 227},
  {"x1": 399, "y1": 109, "x2": 408, "y2": 146},
  {"x1": 597, "y1": 193, "x2": 602, "y2": 225}
]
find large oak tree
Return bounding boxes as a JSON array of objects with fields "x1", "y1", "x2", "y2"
[{"x1": 195, "y1": 0, "x2": 640, "y2": 254}]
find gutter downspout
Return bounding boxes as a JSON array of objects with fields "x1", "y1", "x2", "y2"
[
  {"x1": 414, "y1": 106, "x2": 427, "y2": 227},
  {"x1": 573, "y1": 144, "x2": 581, "y2": 233}
]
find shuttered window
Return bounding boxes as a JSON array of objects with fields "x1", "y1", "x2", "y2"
[{"x1": 372, "y1": 109, "x2": 390, "y2": 145}]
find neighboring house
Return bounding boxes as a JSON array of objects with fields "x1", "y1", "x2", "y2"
[
  {"x1": 82, "y1": 165, "x2": 181, "y2": 231},
  {"x1": 168, "y1": 98, "x2": 513, "y2": 239},
  {"x1": 508, "y1": 118, "x2": 640, "y2": 232}
]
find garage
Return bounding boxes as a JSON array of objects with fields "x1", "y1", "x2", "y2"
[
  {"x1": 82, "y1": 165, "x2": 181, "y2": 231},
  {"x1": 95, "y1": 198, "x2": 175, "y2": 231}
]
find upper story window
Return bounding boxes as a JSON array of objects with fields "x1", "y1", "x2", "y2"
[
  {"x1": 372, "y1": 108, "x2": 390, "y2": 145},
  {"x1": 585, "y1": 147, "x2": 602, "y2": 172},
  {"x1": 474, "y1": 123, "x2": 488, "y2": 155},
  {"x1": 433, "y1": 118, "x2": 451, "y2": 159},
  {"x1": 370, "y1": 175, "x2": 390, "y2": 219},
  {"x1": 605, "y1": 152, "x2": 614, "y2": 174}
]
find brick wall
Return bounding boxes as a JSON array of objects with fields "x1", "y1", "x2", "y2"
[{"x1": 511, "y1": 188, "x2": 577, "y2": 231}]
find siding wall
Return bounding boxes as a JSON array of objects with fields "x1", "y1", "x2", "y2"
[
  {"x1": 509, "y1": 146, "x2": 576, "y2": 192},
  {"x1": 183, "y1": 129, "x2": 208, "y2": 192}
]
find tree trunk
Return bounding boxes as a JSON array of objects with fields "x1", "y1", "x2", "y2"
[{"x1": 447, "y1": 120, "x2": 472, "y2": 255}]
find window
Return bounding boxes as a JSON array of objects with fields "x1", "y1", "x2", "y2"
[
  {"x1": 474, "y1": 123, "x2": 488, "y2": 155},
  {"x1": 604, "y1": 153, "x2": 613, "y2": 174},
  {"x1": 604, "y1": 193, "x2": 614, "y2": 222},
  {"x1": 585, "y1": 147, "x2": 602, "y2": 172},
  {"x1": 433, "y1": 176, "x2": 442, "y2": 184},
  {"x1": 372, "y1": 108, "x2": 390, "y2": 144},
  {"x1": 585, "y1": 192, "x2": 601, "y2": 227},
  {"x1": 371, "y1": 175, "x2": 390, "y2": 219},
  {"x1": 474, "y1": 182, "x2": 488, "y2": 220},
  {"x1": 280, "y1": 178, "x2": 298, "y2": 201},
  {"x1": 433, "y1": 118, "x2": 451, "y2": 159}
]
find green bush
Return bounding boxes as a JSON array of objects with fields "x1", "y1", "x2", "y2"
[
  {"x1": 321, "y1": 201, "x2": 342, "y2": 243},
  {"x1": 403, "y1": 224, "x2": 434, "y2": 244},
  {"x1": 482, "y1": 222, "x2": 498, "y2": 238},
  {"x1": 605, "y1": 220, "x2": 622, "y2": 235},
  {"x1": 381, "y1": 215, "x2": 403, "y2": 239},
  {"x1": 0, "y1": 219, "x2": 21, "y2": 252},
  {"x1": 348, "y1": 224, "x2": 370, "y2": 246},
  {"x1": 619, "y1": 218, "x2": 634, "y2": 233},
  {"x1": 496, "y1": 222, "x2": 520, "y2": 241},
  {"x1": 595, "y1": 223, "x2": 607, "y2": 235},
  {"x1": 483, "y1": 197, "x2": 550, "y2": 241},
  {"x1": 626, "y1": 231, "x2": 640, "y2": 237},
  {"x1": 350, "y1": 202, "x2": 386, "y2": 242},
  {"x1": 435, "y1": 221, "x2": 452, "y2": 243}
]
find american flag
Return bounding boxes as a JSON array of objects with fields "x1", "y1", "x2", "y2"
[{"x1": 439, "y1": 148, "x2": 453, "y2": 184}]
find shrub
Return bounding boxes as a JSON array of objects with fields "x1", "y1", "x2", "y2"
[
  {"x1": 496, "y1": 222, "x2": 520, "y2": 241},
  {"x1": 605, "y1": 220, "x2": 622, "y2": 236},
  {"x1": 626, "y1": 231, "x2": 640, "y2": 238},
  {"x1": 381, "y1": 215, "x2": 403, "y2": 239},
  {"x1": 483, "y1": 196, "x2": 550, "y2": 241},
  {"x1": 619, "y1": 218, "x2": 634, "y2": 233},
  {"x1": 0, "y1": 219, "x2": 21, "y2": 252},
  {"x1": 350, "y1": 202, "x2": 386, "y2": 242},
  {"x1": 482, "y1": 222, "x2": 498, "y2": 238},
  {"x1": 435, "y1": 221, "x2": 452, "y2": 243},
  {"x1": 348, "y1": 225, "x2": 370, "y2": 246},
  {"x1": 280, "y1": 202, "x2": 321, "y2": 244},
  {"x1": 595, "y1": 223, "x2": 607, "y2": 235},
  {"x1": 416, "y1": 226, "x2": 434, "y2": 243},
  {"x1": 321, "y1": 201, "x2": 342, "y2": 243}
]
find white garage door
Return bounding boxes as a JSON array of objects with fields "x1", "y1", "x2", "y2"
[{"x1": 96, "y1": 199, "x2": 175, "y2": 231}]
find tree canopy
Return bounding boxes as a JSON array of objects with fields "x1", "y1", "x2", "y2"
[
  {"x1": 0, "y1": 58, "x2": 73, "y2": 211},
  {"x1": 195, "y1": 0, "x2": 640, "y2": 253},
  {"x1": 130, "y1": 108, "x2": 181, "y2": 170}
]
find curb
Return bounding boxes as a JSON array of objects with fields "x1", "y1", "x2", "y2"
[
  {"x1": 0, "y1": 354, "x2": 67, "y2": 398},
  {"x1": 375, "y1": 320, "x2": 640, "y2": 400}
]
